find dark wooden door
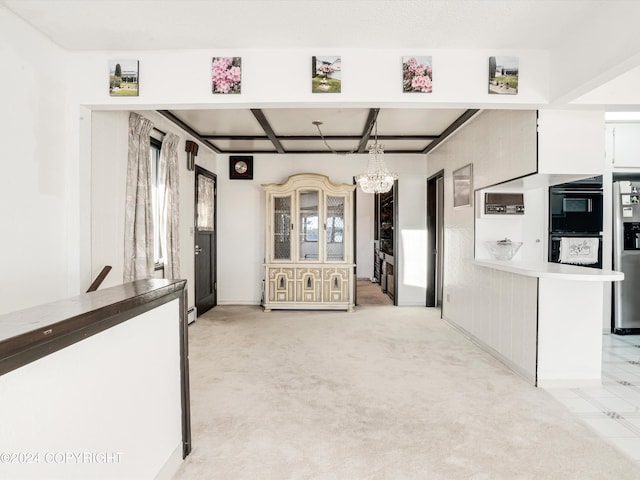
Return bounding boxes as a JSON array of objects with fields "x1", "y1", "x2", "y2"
[
  {"x1": 195, "y1": 166, "x2": 216, "y2": 315},
  {"x1": 426, "y1": 171, "x2": 444, "y2": 308}
]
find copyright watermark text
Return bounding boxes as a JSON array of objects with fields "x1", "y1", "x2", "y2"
[{"x1": 0, "y1": 452, "x2": 123, "y2": 464}]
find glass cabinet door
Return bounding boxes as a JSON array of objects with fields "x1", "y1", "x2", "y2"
[
  {"x1": 273, "y1": 195, "x2": 291, "y2": 260},
  {"x1": 326, "y1": 195, "x2": 345, "y2": 261},
  {"x1": 298, "y1": 190, "x2": 319, "y2": 261}
]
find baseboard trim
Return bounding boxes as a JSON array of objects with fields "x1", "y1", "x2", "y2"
[
  {"x1": 441, "y1": 315, "x2": 536, "y2": 386},
  {"x1": 538, "y1": 378, "x2": 602, "y2": 389},
  {"x1": 216, "y1": 301, "x2": 261, "y2": 306}
]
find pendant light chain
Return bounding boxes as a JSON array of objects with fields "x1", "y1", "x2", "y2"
[{"x1": 312, "y1": 118, "x2": 397, "y2": 193}]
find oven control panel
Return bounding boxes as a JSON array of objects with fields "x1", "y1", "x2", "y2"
[
  {"x1": 484, "y1": 193, "x2": 525, "y2": 215},
  {"x1": 485, "y1": 204, "x2": 525, "y2": 215}
]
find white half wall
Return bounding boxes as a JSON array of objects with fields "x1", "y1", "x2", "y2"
[{"x1": 0, "y1": 300, "x2": 183, "y2": 480}]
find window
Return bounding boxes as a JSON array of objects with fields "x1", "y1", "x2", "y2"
[
  {"x1": 302, "y1": 213, "x2": 318, "y2": 241},
  {"x1": 150, "y1": 137, "x2": 163, "y2": 266}
]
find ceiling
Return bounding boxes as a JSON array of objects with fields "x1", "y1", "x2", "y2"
[
  {"x1": 159, "y1": 107, "x2": 477, "y2": 155},
  {"x1": 1, "y1": 0, "x2": 629, "y2": 52},
  {"x1": 3, "y1": 0, "x2": 640, "y2": 154}
]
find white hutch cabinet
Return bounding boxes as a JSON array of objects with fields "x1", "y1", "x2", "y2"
[{"x1": 262, "y1": 174, "x2": 356, "y2": 312}]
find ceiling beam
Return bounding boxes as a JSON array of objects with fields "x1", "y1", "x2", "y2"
[
  {"x1": 421, "y1": 109, "x2": 480, "y2": 154},
  {"x1": 225, "y1": 149, "x2": 427, "y2": 155},
  {"x1": 200, "y1": 134, "x2": 439, "y2": 141},
  {"x1": 356, "y1": 108, "x2": 380, "y2": 153},
  {"x1": 251, "y1": 109, "x2": 285, "y2": 154},
  {"x1": 156, "y1": 110, "x2": 221, "y2": 153}
]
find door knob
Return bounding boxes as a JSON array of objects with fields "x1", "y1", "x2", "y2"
[{"x1": 195, "y1": 245, "x2": 202, "y2": 255}]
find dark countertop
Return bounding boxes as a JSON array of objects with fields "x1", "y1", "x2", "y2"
[{"x1": 0, "y1": 278, "x2": 186, "y2": 376}]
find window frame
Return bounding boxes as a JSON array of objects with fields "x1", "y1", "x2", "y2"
[{"x1": 150, "y1": 137, "x2": 164, "y2": 270}]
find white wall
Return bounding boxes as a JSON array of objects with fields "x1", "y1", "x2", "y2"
[
  {"x1": 396, "y1": 168, "x2": 428, "y2": 305},
  {"x1": 0, "y1": 7, "x2": 73, "y2": 314},
  {"x1": 216, "y1": 152, "x2": 427, "y2": 305},
  {"x1": 471, "y1": 266, "x2": 538, "y2": 383},
  {"x1": 427, "y1": 109, "x2": 610, "y2": 372},
  {"x1": 538, "y1": 109, "x2": 605, "y2": 175},
  {"x1": 67, "y1": 48, "x2": 550, "y2": 108},
  {"x1": 426, "y1": 110, "x2": 537, "y2": 335},
  {"x1": 90, "y1": 111, "x2": 128, "y2": 288},
  {"x1": 0, "y1": 300, "x2": 183, "y2": 480},
  {"x1": 355, "y1": 188, "x2": 374, "y2": 280},
  {"x1": 89, "y1": 114, "x2": 426, "y2": 308},
  {"x1": 90, "y1": 110, "x2": 216, "y2": 309},
  {"x1": 64, "y1": 45, "x2": 548, "y2": 310},
  {"x1": 5, "y1": 6, "x2": 619, "y2": 316},
  {"x1": 475, "y1": 187, "x2": 547, "y2": 263}
]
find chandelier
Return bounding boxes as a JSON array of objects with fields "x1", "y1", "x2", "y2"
[
  {"x1": 312, "y1": 118, "x2": 397, "y2": 194},
  {"x1": 355, "y1": 121, "x2": 398, "y2": 194}
]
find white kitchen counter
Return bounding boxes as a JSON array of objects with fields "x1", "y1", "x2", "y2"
[
  {"x1": 471, "y1": 259, "x2": 624, "y2": 282},
  {"x1": 471, "y1": 259, "x2": 624, "y2": 388}
]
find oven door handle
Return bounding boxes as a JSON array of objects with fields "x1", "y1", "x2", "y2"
[{"x1": 551, "y1": 189, "x2": 602, "y2": 194}]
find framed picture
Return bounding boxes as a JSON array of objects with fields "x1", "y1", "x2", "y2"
[
  {"x1": 453, "y1": 164, "x2": 473, "y2": 208},
  {"x1": 229, "y1": 156, "x2": 253, "y2": 180},
  {"x1": 402, "y1": 56, "x2": 432, "y2": 93},
  {"x1": 488, "y1": 56, "x2": 519, "y2": 95},
  {"x1": 109, "y1": 59, "x2": 139, "y2": 96},
  {"x1": 212, "y1": 57, "x2": 242, "y2": 94},
  {"x1": 312, "y1": 56, "x2": 341, "y2": 93}
]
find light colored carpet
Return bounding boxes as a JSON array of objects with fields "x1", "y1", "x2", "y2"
[{"x1": 172, "y1": 305, "x2": 640, "y2": 480}]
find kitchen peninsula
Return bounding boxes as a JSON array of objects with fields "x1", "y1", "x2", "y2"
[{"x1": 470, "y1": 259, "x2": 623, "y2": 387}]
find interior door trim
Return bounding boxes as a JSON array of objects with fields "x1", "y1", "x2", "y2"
[{"x1": 194, "y1": 165, "x2": 217, "y2": 315}]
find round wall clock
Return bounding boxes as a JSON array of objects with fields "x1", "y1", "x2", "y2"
[{"x1": 229, "y1": 156, "x2": 253, "y2": 180}]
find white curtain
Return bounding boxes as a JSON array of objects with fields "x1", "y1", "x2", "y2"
[
  {"x1": 158, "y1": 133, "x2": 181, "y2": 279},
  {"x1": 123, "y1": 112, "x2": 155, "y2": 282}
]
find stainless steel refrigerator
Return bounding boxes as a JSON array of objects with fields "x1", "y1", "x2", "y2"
[{"x1": 613, "y1": 180, "x2": 640, "y2": 334}]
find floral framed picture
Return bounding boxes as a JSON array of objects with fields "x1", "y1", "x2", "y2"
[
  {"x1": 212, "y1": 57, "x2": 242, "y2": 94},
  {"x1": 488, "y1": 56, "x2": 518, "y2": 95},
  {"x1": 109, "y1": 59, "x2": 139, "y2": 96},
  {"x1": 453, "y1": 164, "x2": 473, "y2": 208},
  {"x1": 312, "y1": 56, "x2": 341, "y2": 93},
  {"x1": 402, "y1": 56, "x2": 432, "y2": 93}
]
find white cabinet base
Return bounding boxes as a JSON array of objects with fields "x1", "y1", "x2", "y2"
[{"x1": 263, "y1": 265, "x2": 355, "y2": 312}]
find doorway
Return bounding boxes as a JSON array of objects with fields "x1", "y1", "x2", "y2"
[
  {"x1": 426, "y1": 171, "x2": 444, "y2": 308},
  {"x1": 194, "y1": 166, "x2": 217, "y2": 316},
  {"x1": 372, "y1": 181, "x2": 398, "y2": 305}
]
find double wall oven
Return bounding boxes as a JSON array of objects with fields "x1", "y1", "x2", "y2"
[{"x1": 548, "y1": 176, "x2": 603, "y2": 269}]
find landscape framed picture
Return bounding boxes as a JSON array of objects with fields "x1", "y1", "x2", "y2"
[
  {"x1": 109, "y1": 59, "x2": 139, "y2": 96},
  {"x1": 312, "y1": 56, "x2": 341, "y2": 93},
  {"x1": 488, "y1": 56, "x2": 519, "y2": 95},
  {"x1": 212, "y1": 57, "x2": 242, "y2": 94},
  {"x1": 402, "y1": 56, "x2": 432, "y2": 93},
  {"x1": 453, "y1": 164, "x2": 473, "y2": 208}
]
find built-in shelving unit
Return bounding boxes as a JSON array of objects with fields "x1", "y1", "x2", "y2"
[{"x1": 374, "y1": 184, "x2": 396, "y2": 301}]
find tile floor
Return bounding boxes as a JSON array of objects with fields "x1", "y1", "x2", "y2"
[{"x1": 546, "y1": 334, "x2": 640, "y2": 466}]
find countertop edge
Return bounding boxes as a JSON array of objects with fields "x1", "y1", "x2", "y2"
[
  {"x1": 0, "y1": 279, "x2": 187, "y2": 376},
  {"x1": 471, "y1": 259, "x2": 624, "y2": 281}
]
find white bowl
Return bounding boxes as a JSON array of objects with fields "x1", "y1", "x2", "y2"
[{"x1": 484, "y1": 240, "x2": 523, "y2": 261}]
